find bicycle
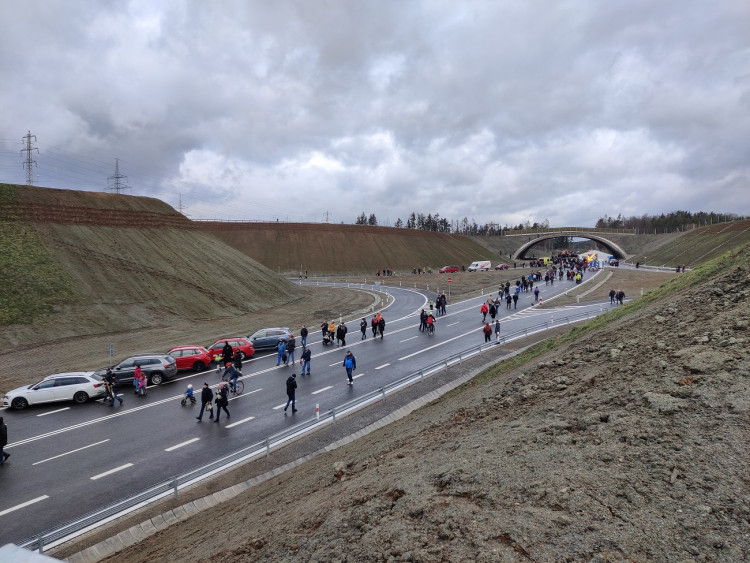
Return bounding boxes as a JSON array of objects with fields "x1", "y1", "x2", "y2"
[
  {"x1": 427, "y1": 323, "x2": 435, "y2": 336},
  {"x1": 221, "y1": 370, "x2": 244, "y2": 395}
]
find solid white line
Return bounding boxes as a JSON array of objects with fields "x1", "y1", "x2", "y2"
[
  {"x1": 375, "y1": 363, "x2": 390, "y2": 370},
  {"x1": 164, "y1": 437, "x2": 200, "y2": 452},
  {"x1": 312, "y1": 386, "x2": 332, "y2": 395},
  {"x1": 36, "y1": 407, "x2": 71, "y2": 417},
  {"x1": 90, "y1": 463, "x2": 133, "y2": 480},
  {"x1": 32, "y1": 439, "x2": 111, "y2": 466},
  {"x1": 225, "y1": 416, "x2": 255, "y2": 429},
  {"x1": 0, "y1": 495, "x2": 50, "y2": 517}
]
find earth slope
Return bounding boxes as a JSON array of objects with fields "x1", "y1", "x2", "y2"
[{"x1": 89, "y1": 246, "x2": 749, "y2": 561}]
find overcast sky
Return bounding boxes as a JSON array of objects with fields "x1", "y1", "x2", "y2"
[{"x1": 1, "y1": 1, "x2": 748, "y2": 227}]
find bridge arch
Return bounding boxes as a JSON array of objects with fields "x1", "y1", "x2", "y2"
[{"x1": 512, "y1": 232, "x2": 628, "y2": 261}]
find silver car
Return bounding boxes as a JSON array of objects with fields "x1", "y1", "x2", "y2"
[
  {"x1": 3, "y1": 372, "x2": 106, "y2": 410},
  {"x1": 247, "y1": 327, "x2": 293, "y2": 350}
]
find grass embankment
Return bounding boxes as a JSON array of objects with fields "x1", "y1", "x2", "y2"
[{"x1": 0, "y1": 184, "x2": 78, "y2": 324}]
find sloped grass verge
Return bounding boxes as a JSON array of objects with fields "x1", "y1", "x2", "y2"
[
  {"x1": 445, "y1": 242, "x2": 750, "y2": 397},
  {"x1": 0, "y1": 184, "x2": 78, "y2": 324}
]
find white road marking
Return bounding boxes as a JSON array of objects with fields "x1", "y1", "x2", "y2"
[
  {"x1": 36, "y1": 407, "x2": 71, "y2": 417},
  {"x1": 165, "y1": 437, "x2": 200, "y2": 452},
  {"x1": 353, "y1": 373, "x2": 365, "y2": 380},
  {"x1": 446, "y1": 322, "x2": 460, "y2": 327},
  {"x1": 273, "y1": 404, "x2": 286, "y2": 410},
  {"x1": 32, "y1": 439, "x2": 111, "y2": 466},
  {"x1": 375, "y1": 363, "x2": 390, "y2": 370},
  {"x1": 90, "y1": 463, "x2": 134, "y2": 480},
  {"x1": 0, "y1": 495, "x2": 50, "y2": 517},
  {"x1": 225, "y1": 416, "x2": 255, "y2": 429},
  {"x1": 400, "y1": 335, "x2": 419, "y2": 343},
  {"x1": 312, "y1": 386, "x2": 332, "y2": 395},
  {"x1": 329, "y1": 361, "x2": 341, "y2": 367}
]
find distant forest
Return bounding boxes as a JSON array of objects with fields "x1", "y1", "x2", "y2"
[{"x1": 354, "y1": 210, "x2": 746, "y2": 236}]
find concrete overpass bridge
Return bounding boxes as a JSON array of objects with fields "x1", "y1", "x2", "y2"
[{"x1": 503, "y1": 227, "x2": 635, "y2": 260}]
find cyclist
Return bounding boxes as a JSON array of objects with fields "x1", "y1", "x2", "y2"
[
  {"x1": 426, "y1": 311, "x2": 436, "y2": 335},
  {"x1": 224, "y1": 362, "x2": 240, "y2": 394}
]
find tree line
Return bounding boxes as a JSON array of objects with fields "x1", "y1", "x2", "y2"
[
  {"x1": 355, "y1": 209, "x2": 745, "y2": 236},
  {"x1": 595, "y1": 211, "x2": 747, "y2": 233}
]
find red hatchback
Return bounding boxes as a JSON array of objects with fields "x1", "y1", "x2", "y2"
[
  {"x1": 167, "y1": 345, "x2": 214, "y2": 372},
  {"x1": 495, "y1": 263, "x2": 509, "y2": 270},
  {"x1": 207, "y1": 338, "x2": 255, "y2": 362},
  {"x1": 439, "y1": 265, "x2": 460, "y2": 273}
]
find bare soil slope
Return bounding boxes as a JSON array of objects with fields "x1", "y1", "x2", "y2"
[
  {"x1": 67, "y1": 246, "x2": 750, "y2": 562},
  {"x1": 201, "y1": 222, "x2": 494, "y2": 274}
]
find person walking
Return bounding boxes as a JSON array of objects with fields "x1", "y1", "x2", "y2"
[
  {"x1": 483, "y1": 322, "x2": 493, "y2": 342},
  {"x1": 300, "y1": 346, "x2": 312, "y2": 375},
  {"x1": 360, "y1": 317, "x2": 367, "y2": 339},
  {"x1": 320, "y1": 321, "x2": 328, "y2": 343},
  {"x1": 419, "y1": 309, "x2": 427, "y2": 332},
  {"x1": 214, "y1": 382, "x2": 230, "y2": 422},
  {"x1": 106, "y1": 369, "x2": 124, "y2": 406},
  {"x1": 338, "y1": 323, "x2": 347, "y2": 346},
  {"x1": 494, "y1": 318, "x2": 501, "y2": 341},
  {"x1": 371, "y1": 315, "x2": 379, "y2": 338},
  {"x1": 377, "y1": 315, "x2": 385, "y2": 339},
  {"x1": 0, "y1": 416, "x2": 9, "y2": 465},
  {"x1": 489, "y1": 302, "x2": 496, "y2": 321},
  {"x1": 276, "y1": 339, "x2": 287, "y2": 366},
  {"x1": 512, "y1": 292, "x2": 518, "y2": 309},
  {"x1": 300, "y1": 325, "x2": 308, "y2": 348},
  {"x1": 506, "y1": 293, "x2": 512, "y2": 309},
  {"x1": 343, "y1": 350, "x2": 357, "y2": 385},
  {"x1": 533, "y1": 286, "x2": 540, "y2": 302},
  {"x1": 233, "y1": 348, "x2": 243, "y2": 371},
  {"x1": 284, "y1": 373, "x2": 298, "y2": 413},
  {"x1": 286, "y1": 335, "x2": 297, "y2": 365},
  {"x1": 480, "y1": 302, "x2": 489, "y2": 322},
  {"x1": 221, "y1": 341, "x2": 233, "y2": 367},
  {"x1": 196, "y1": 383, "x2": 214, "y2": 422},
  {"x1": 609, "y1": 289, "x2": 616, "y2": 304}
]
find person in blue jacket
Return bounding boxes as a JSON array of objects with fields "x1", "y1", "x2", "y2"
[{"x1": 343, "y1": 350, "x2": 357, "y2": 385}]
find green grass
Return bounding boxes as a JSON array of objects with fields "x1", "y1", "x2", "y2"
[{"x1": 0, "y1": 184, "x2": 78, "y2": 325}]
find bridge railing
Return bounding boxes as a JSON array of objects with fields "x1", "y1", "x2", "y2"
[{"x1": 503, "y1": 226, "x2": 636, "y2": 236}]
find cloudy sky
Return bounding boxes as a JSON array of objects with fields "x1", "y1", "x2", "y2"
[{"x1": 1, "y1": 1, "x2": 748, "y2": 227}]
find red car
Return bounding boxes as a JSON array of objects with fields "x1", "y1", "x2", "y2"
[
  {"x1": 207, "y1": 338, "x2": 255, "y2": 362},
  {"x1": 167, "y1": 345, "x2": 214, "y2": 372},
  {"x1": 439, "y1": 265, "x2": 460, "y2": 273},
  {"x1": 495, "y1": 264, "x2": 509, "y2": 270}
]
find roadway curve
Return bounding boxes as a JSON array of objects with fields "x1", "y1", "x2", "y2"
[{"x1": 0, "y1": 273, "x2": 619, "y2": 545}]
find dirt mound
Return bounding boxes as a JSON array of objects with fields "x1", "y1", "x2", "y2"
[{"x1": 80, "y1": 245, "x2": 750, "y2": 562}]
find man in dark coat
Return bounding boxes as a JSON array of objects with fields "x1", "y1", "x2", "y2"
[
  {"x1": 196, "y1": 383, "x2": 214, "y2": 422},
  {"x1": 284, "y1": 373, "x2": 298, "y2": 413},
  {"x1": 0, "y1": 417, "x2": 9, "y2": 464}
]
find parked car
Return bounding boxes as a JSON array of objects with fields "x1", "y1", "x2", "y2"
[
  {"x1": 3, "y1": 372, "x2": 106, "y2": 410},
  {"x1": 93, "y1": 354, "x2": 178, "y2": 385},
  {"x1": 494, "y1": 263, "x2": 509, "y2": 270},
  {"x1": 207, "y1": 338, "x2": 255, "y2": 362},
  {"x1": 467, "y1": 260, "x2": 492, "y2": 272},
  {"x1": 439, "y1": 265, "x2": 460, "y2": 274},
  {"x1": 167, "y1": 345, "x2": 213, "y2": 372},
  {"x1": 247, "y1": 327, "x2": 293, "y2": 351}
]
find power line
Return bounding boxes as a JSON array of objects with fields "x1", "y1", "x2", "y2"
[
  {"x1": 21, "y1": 131, "x2": 38, "y2": 185},
  {"x1": 107, "y1": 158, "x2": 130, "y2": 194}
]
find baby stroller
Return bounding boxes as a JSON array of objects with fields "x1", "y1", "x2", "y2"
[
  {"x1": 181, "y1": 384, "x2": 196, "y2": 406},
  {"x1": 322, "y1": 332, "x2": 333, "y2": 346}
]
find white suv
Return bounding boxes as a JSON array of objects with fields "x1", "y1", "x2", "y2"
[{"x1": 3, "y1": 372, "x2": 106, "y2": 410}]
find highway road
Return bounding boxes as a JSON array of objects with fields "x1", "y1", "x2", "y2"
[{"x1": 0, "y1": 271, "x2": 620, "y2": 545}]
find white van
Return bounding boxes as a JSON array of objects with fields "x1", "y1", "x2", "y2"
[{"x1": 467, "y1": 260, "x2": 492, "y2": 272}]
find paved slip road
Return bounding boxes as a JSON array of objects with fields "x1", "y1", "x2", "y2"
[{"x1": 0, "y1": 271, "x2": 619, "y2": 545}]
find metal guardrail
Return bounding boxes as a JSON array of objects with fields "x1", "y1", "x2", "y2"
[{"x1": 19, "y1": 307, "x2": 607, "y2": 553}]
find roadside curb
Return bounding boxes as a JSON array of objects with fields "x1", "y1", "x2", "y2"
[{"x1": 64, "y1": 346, "x2": 527, "y2": 563}]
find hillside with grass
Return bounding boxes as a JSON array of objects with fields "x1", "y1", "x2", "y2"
[
  {"x1": 200, "y1": 221, "x2": 494, "y2": 274},
  {"x1": 0, "y1": 183, "x2": 301, "y2": 347}
]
